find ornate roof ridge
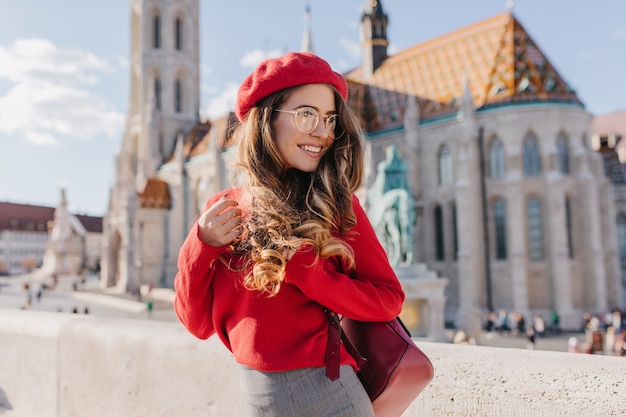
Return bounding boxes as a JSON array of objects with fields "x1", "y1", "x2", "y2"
[{"x1": 346, "y1": 11, "x2": 582, "y2": 132}]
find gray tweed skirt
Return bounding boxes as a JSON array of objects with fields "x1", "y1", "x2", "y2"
[{"x1": 238, "y1": 364, "x2": 375, "y2": 417}]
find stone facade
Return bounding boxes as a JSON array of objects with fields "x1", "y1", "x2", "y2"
[{"x1": 100, "y1": 0, "x2": 201, "y2": 293}]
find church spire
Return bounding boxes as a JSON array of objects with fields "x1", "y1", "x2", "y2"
[
  {"x1": 300, "y1": 4, "x2": 314, "y2": 53},
  {"x1": 360, "y1": 0, "x2": 389, "y2": 79}
]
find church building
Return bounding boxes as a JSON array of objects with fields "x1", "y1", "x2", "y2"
[{"x1": 101, "y1": 0, "x2": 623, "y2": 329}]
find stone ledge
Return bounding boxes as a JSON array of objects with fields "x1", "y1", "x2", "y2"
[{"x1": 0, "y1": 309, "x2": 623, "y2": 417}]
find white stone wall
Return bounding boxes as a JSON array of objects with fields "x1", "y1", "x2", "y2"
[{"x1": 1, "y1": 309, "x2": 623, "y2": 417}]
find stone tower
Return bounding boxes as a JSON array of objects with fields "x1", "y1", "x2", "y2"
[
  {"x1": 101, "y1": 0, "x2": 200, "y2": 293},
  {"x1": 360, "y1": 0, "x2": 389, "y2": 79},
  {"x1": 126, "y1": 0, "x2": 200, "y2": 190}
]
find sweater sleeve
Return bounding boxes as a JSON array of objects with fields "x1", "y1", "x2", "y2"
[
  {"x1": 173, "y1": 194, "x2": 231, "y2": 340},
  {"x1": 285, "y1": 195, "x2": 405, "y2": 322}
]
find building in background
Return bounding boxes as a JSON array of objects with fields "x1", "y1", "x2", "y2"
[
  {"x1": 0, "y1": 189, "x2": 102, "y2": 276},
  {"x1": 592, "y1": 110, "x2": 626, "y2": 306},
  {"x1": 101, "y1": 0, "x2": 624, "y2": 328}
]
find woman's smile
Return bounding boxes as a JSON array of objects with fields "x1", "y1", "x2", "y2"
[{"x1": 273, "y1": 83, "x2": 335, "y2": 172}]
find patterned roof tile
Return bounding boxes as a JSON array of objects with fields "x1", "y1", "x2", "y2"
[{"x1": 346, "y1": 12, "x2": 582, "y2": 132}]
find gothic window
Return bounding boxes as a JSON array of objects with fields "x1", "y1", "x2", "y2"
[
  {"x1": 523, "y1": 133, "x2": 541, "y2": 176},
  {"x1": 493, "y1": 198, "x2": 507, "y2": 260},
  {"x1": 438, "y1": 145, "x2": 453, "y2": 186},
  {"x1": 489, "y1": 137, "x2": 506, "y2": 179},
  {"x1": 451, "y1": 201, "x2": 458, "y2": 260},
  {"x1": 527, "y1": 197, "x2": 544, "y2": 260},
  {"x1": 175, "y1": 17, "x2": 183, "y2": 50},
  {"x1": 175, "y1": 78, "x2": 182, "y2": 113},
  {"x1": 565, "y1": 196, "x2": 574, "y2": 258},
  {"x1": 557, "y1": 133, "x2": 570, "y2": 174},
  {"x1": 154, "y1": 77, "x2": 161, "y2": 111},
  {"x1": 153, "y1": 13, "x2": 161, "y2": 49},
  {"x1": 434, "y1": 205, "x2": 445, "y2": 261}
]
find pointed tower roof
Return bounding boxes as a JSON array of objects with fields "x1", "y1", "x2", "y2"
[
  {"x1": 346, "y1": 12, "x2": 582, "y2": 132},
  {"x1": 301, "y1": 5, "x2": 314, "y2": 53}
]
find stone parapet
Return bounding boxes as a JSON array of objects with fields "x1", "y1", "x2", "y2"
[{"x1": 0, "y1": 309, "x2": 623, "y2": 417}]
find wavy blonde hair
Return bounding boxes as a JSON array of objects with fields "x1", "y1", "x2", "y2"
[{"x1": 228, "y1": 86, "x2": 365, "y2": 296}]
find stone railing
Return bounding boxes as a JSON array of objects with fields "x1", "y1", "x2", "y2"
[{"x1": 0, "y1": 309, "x2": 623, "y2": 417}]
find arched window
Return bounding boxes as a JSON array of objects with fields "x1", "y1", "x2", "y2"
[
  {"x1": 565, "y1": 197, "x2": 573, "y2": 258},
  {"x1": 493, "y1": 198, "x2": 507, "y2": 260},
  {"x1": 438, "y1": 145, "x2": 453, "y2": 186},
  {"x1": 557, "y1": 133, "x2": 570, "y2": 174},
  {"x1": 175, "y1": 17, "x2": 183, "y2": 50},
  {"x1": 152, "y1": 13, "x2": 161, "y2": 49},
  {"x1": 617, "y1": 213, "x2": 626, "y2": 270},
  {"x1": 175, "y1": 78, "x2": 182, "y2": 113},
  {"x1": 154, "y1": 77, "x2": 161, "y2": 111},
  {"x1": 523, "y1": 133, "x2": 541, "y2": 176},
  {"x1": 488, "y1": 137, "x2": 506, "y2": 179},
  {"x1": 527, "y1": 197, "x2": 544, "y2": 260},
  {"x1": 434, "y1": 205, "x2": 445, "y2": 261}
]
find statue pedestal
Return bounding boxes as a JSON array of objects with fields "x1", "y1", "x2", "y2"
[{"x1": 396, "y1": 264, "x2": 449, "y2": 342}]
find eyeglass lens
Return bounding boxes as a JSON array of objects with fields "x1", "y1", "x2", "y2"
[{"x1": 290, "y1": 107, "x2": 339, "y2": 138}]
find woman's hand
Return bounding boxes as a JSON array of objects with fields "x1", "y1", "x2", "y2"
[{"x1": 197, "y1": 196, "x2": 242, "y2": 247}]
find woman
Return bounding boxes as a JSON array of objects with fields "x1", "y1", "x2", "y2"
[{"x1": 174, "y1": 52, "x2": 404, "y2": 417}]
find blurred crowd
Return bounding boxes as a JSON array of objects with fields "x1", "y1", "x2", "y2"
[{"x1": 481, "y1": 308, "x2": 625, "y2": 356}]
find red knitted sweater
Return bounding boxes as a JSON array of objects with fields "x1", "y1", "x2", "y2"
[{"x1": 174, "y1": 188, "x2": 405, "y2": 373}]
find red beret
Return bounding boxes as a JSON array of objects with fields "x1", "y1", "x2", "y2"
[{"x1": 235, "y1": 52, "x2": 347, "y2": 122}]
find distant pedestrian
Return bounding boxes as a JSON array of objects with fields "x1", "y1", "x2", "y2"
[
  {"x1": 567, "y1": 337, "x2": 580, "y2": 353},
  {"x1": 551, "y1": 310, "x2": 560, "y2": 333},
  {"x1": 517, "y1": 314, "x2": 526, "y2": 336},
  {"x1": 533, "y1": 315, "x2": 546, "y2": 337},
  {"x1": 526, "y1": 326, "x2": 536, "y2": 349}
]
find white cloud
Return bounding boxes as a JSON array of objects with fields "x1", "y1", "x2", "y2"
[
  {"x1": 614, "y1": 27, "x2": 626, "y2": 37},
  {"x1": 0, "y1": 37, "x2": 124, "y2": 146},
  {"x1": 22, "y1": 130, "x2": 59, "y2": 146},
  {"x1": 0, "y1": 38, "x2": 112, "y2": 85},
  {"x1": 239, "y1": 48, "x2": 284, "y2": 69},
  {"x1": 200, "y1": 81, "x2": 239, "y2": 120}
]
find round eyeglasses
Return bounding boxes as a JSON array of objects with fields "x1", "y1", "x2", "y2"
[{"x1": 273, "y1": 106, "x2": 342, "y2": 140}]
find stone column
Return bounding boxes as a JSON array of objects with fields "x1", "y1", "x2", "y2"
[
  {"x1": 455, "y1": 85, "x2": 485, "y2": 329},
  {"x1": 545, "y1": 176, "x2": 575, "y2": 325},
  {"x1": 507, "y1": 177, "x2": 529, "y2": 318}
]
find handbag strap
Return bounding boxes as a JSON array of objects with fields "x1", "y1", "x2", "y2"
[
  {"x1": 325, "y1": 309, "x2": 341, "y2": 381},
  {"x1": 324, "y1": 309, "x2": 368, "y2": 380}
]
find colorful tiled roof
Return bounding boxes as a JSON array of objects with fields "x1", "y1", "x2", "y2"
[
  {"x1": 139, "y1": 178, "x2": 171, "y2": 209},
  {"x1": 346, "y1": 12, "x2": 582, "y2": 133},
  {"x1": 163, "y1": 113, "x2": 238, "y2": 165}
]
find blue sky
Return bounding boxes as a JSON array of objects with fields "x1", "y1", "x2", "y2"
[{"x1": 1, "y1": 0, "x2": 625, "y2": 216}]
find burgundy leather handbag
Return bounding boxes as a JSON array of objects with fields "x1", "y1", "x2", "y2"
[{"x1": 325, "y1": 311, "x2": 434, "y2": 417}]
